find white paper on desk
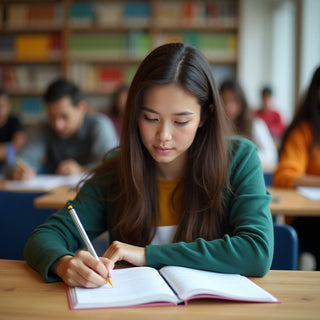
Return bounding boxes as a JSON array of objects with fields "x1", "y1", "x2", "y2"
[
  {"x1": 5, "y1": 174, "x2": 85, "y2": 191},
  {"x1": 297, "y1": 187, "x2": 320, "y2": 200}
]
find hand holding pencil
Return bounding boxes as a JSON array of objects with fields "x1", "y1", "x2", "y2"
[
  {"x1": 68, "y1": 205, "x2": 113, "y2": 288},
  {"x1": 51, "y1": 205, "x2": 114, "y2": 288},
  {"x1": 12, "y1": 157, "x2": 36, "y2": 181}
]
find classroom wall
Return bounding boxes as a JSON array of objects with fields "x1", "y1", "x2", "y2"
[
  {"x1": 239, "y1": 0, "x2": 296, "y2": 123},
  {"x1": 299, "y1": 0, "x2": 320, "y2": 95}
]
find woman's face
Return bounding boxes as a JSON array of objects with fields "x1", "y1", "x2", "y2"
[
  {"x1": 138, "y1": 84, "x2": 202, "y2": 179},
  {"x1": 220, "y1": 89, "x2": 242, "y2": 121}
]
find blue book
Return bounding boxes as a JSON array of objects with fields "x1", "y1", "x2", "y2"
[
  {"x1": 124, "y1": 1, "x2": 151, "y2": 19},
  {"x1": 70, "y1": 2, "x2": 94, "y2": 25}
]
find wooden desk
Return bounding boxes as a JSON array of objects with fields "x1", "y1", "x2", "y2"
[
  {"x1": 34, "y1": 186, "x2": 320, "y2": 218},
  {"x1": 268, "y1": 187, "x2": 320, "y2": 216},
  {"x1": 33, "y1": 186, "x2": 77, "y2": 209},
  {"x1": 1, "y1": 260, "x2": 319, "y2": 320}
]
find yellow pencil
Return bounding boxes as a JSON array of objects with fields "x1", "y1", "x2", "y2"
[
  {"x1": 106, "y1": 277, "x2": 113, "y2": 287},
  {"x1": 67, "y1": 205, "x2": 113, "y2": 287}
]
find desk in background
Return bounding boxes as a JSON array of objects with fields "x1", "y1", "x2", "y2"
[
  {"x1": 34, "y1": 186, "x2": 320, "y2": 218},
  {"x1": 0, "y1": 259, "x2": 319, "y2": 320},
  {"x1": 33, "y1": 185, "x2": 77, "y2": 209},
  {"x1": 268, "y1": 187, "x2": 320, "y2": 218}
]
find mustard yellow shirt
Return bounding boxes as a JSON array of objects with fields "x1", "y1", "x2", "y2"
[
  {"x1": 273, "y1": 121, "x2": 320, "y2": 187},
  {"x1": 156, "y1": 179, "x2": 182, "y2": 226}
]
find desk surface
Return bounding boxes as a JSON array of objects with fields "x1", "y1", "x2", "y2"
[
  {"x1": 33, "y1": 185, "x2": 77, "y2": 209},
  {"x1": 268, "y1": 187, "x2": 320, "y2": 215},
  {"x1": 34, "y1": 186, "x2": 320, "y2": 217},
  {"x1": 0, "y1": 260, "x2": 319, "y2": 320}
]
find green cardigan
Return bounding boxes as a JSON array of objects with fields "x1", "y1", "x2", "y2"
[{"x1": 24, "y1": 137, "x2": 273, "y2": 282}]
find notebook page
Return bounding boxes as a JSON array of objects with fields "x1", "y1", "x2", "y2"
[
  {"x1": 297, "y1": 187, "x2": 320, "y2": 200},
  {"x1": 160, "y1": 266, "x2": 278, "y2": 302},
  {"x1": 69, "y1": 267, "x2": 180, "y2": 309}
]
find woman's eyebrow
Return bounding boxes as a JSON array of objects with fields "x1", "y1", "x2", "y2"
[{"x1": 141, "y1": 106, "x2": 194, "y2": 116}]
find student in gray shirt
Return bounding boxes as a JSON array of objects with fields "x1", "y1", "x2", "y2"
[{"x1": 10, "y1": 78, "x2": 119, "y2": 180}]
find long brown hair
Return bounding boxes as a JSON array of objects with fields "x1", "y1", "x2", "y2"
[
  {"x1": 279, "y1": 65, "x2": 320, "y2": 155},
  {"x1": 91, "y1": 43, "x2": 231, "y2": 246}
]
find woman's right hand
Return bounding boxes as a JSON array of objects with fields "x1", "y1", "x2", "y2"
[{"x1": 52, "y1": 251, "x2": 115, "y2": 288}]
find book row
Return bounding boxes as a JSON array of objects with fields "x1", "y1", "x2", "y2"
[
  {"x1": 0, "y1": 34, "x2": 62, "y2": 61},
  {"x1": 0, "y1": 32, "x2": 236, "y2": 62},
  {"x1": 1, "y1": 0, "x2": 237, "y2": 29}
]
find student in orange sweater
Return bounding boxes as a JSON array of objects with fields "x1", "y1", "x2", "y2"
[{"x1": 273, "y1": 65, "x2": 320, "y2": 270}]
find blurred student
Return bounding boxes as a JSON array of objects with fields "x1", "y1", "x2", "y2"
[
  {"x1": 24, "y1": 43, "x2": 273, "y2": 287},
  {"x1": 273, "y1": 65, "x2": 320, "y2": 270},
  {"x1": 255, "y1": 86, "x2": 286, "y2": 147},
  {"x1": 220, "y1": 79, "x2": 278, "y2": 169},
  {"x1": 10, "y1": 78, "x2": 119, "y2": 180},
  {"x1": 107, "y1": 84, "x2": 129, "y2": 138},
  {"x1": 0, "y1": 89, "x2": 26, "y2": 173}
]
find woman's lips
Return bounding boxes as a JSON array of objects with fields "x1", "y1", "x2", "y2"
[{"x1": 154, "y1": 146, "x2": 173, "y2": 155}]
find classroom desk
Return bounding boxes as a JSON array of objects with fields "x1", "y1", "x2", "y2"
[
  {"x1": 268, "y1": 187, "x2": 320, "y2": 216},
  {"x1": 34, "y1": 186, "x2": 320, "y2": 218},
  {"x1": 0, "y1": 259, "x2": 319, "y2": 320},
  {"x1": 33, "y1": 185, "x2": 77, "y2": 209}
]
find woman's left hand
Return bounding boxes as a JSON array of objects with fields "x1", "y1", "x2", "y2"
[{"x1": 103, "y1": 241, "x2": 146, "y2": 266}]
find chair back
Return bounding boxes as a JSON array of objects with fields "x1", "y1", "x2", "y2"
[
  {"x1": 0, "y1": 190, "x2": 55, "y2": 260},
  {"x1": 271, "y1": 223, "x2": 298, "y2": 270}
]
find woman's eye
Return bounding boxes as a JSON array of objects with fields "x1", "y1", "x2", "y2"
[
  {"x1": 144, "y1": 115, "x2": 158, "y2": 122},
  {"x1": 175, "y1": 120, "x2": 189, "y2": 126}
]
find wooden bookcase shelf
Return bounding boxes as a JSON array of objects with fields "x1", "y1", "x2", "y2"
[{"x1": 0, "y1": 0, "x2": 240, "y2": 122}]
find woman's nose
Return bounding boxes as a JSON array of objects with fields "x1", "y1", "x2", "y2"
[{"x1": 157, "y1": 122, "x2": 172, "y2": 142}]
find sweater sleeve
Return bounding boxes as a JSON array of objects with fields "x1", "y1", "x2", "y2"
[
  {"x1": 273, "y1": 122, "x2": 311, "y2": 187},
  {"x1": 146, "y1": 138, "x2": 273, "y2": 277},
  {"x1": 24, "y1": 180, "x2": 109, "y2": 282}
]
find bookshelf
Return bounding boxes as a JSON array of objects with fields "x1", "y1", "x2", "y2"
[{"x1": 0, "y1": 0, "x2": 239, "y2": 123}]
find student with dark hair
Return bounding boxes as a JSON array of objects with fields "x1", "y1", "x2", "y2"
[
  {"x1": 10, "y1": 78, "x2": 118, "y2": 180},
  {"x1": 25, "y1": 43, "x2": 273, "y2": 288},
  {"x1": 0, "y1": 88, "x2": 26, "y2": 172},
  {"x1": 255, "y1": 86, "x2": 286, "y2": 147},
  {"x1": 219, "y1": 79, "x2": 278, "y2": 169},
  {"x1": 273, "y1": 65, "x2": 320, "y2": 270}
]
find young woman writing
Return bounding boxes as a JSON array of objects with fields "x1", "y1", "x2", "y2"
[{"x1": 24, "y1": 43, "x2": 273, "y2": 288}]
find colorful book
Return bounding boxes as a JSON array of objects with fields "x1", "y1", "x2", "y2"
[
  {"x1": 67, "y1": 266, "x2": 279, "y2": 310},
  {"x1": 15, "y1": 35, "x2": 50, "y2": 60},
  {"x1": 0, "y1": 35, "x2": 15, "y2": 59},
  {"x1": 124, "y1": 1, "x2": 150, "y2": 26},
  {"x1": 95, "y1": 2, "x2": 123, "y2": 26},
  {"x1": 128, "y1": 31, "x2": 151, "y2": 58},
  {"x1": 98, "y1": 66, "x2": 124, "y2": 91},
  {"x1": 69, "y1": 33, "x2": 126, "y2": 59},
  {"x1": 70, "y1": 2, "x2": 94, "y2": 26},
  {"x1": 6, "y1": 4, "x2": 28, "y2": 28},
  {"x1": 27, "y1": 4, "x2": 56, "y2": 27}
]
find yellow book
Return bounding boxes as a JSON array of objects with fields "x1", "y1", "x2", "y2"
[{"x1": 15, "y1": 35, "x2": 50, "y2": 60}]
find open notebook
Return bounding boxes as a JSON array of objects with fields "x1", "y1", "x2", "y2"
[{"x1": 67, "y1": 266, "x2": 279, "y2": 310}]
